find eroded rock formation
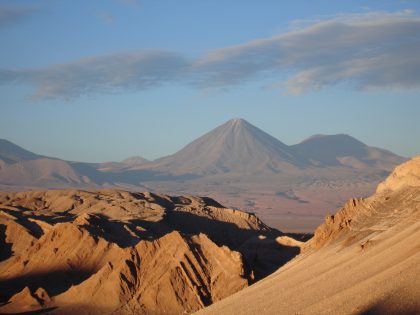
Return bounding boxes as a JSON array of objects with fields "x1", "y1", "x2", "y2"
[{"x1": 0, "y1": 190, "x2": 294, "y2": 314}]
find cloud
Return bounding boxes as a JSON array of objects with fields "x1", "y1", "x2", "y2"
[
  {"x1": 4, "y1": 51, "x2": 188, "y2": 100},
  {"x1": 0, "y1": 5, "x2": 37, "y2": 27},
  {"x1": 1, "y1": 11, "x2": 420, "y2": 99},
  {"x1": 194, "y1": 11, "x2": 420, "y2": 94}
]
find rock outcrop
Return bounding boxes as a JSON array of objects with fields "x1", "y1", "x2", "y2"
[
  {"x1": 0, "y1": 189, "x2": 291, "y2": 314},
  {"x1": 376, "y1": 155, "x2": 420, "y2": 193},
  {"x1": 307, "y1": 155, "x2": 420, "y2": 250},
  {"x1": 197, "y1": 156, "x2": 420, "y2": 315}
]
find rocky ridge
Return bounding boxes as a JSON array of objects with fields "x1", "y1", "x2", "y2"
[
  {"x1": 0, "y1": 189, "x2": 295, "y2": 314},
  {"x1": 197, "y1": 156, "x2": 420, "y2": 315}
]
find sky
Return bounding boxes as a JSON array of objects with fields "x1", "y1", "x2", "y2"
[{"x1": 1, "y1": 0, "x2": 420, "y2": 162}]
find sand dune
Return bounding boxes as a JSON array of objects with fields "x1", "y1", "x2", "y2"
[{"x1": 197, "y1": 156, "x2": 420, "y2": 314}]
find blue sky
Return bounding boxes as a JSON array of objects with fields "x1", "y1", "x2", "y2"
[{"x1": 1, "y1": 0, "x2": 420, "y2": 162}]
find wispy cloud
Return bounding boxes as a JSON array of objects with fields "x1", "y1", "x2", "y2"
[
  {"x1": 5, "y1": 51, "x2": 188, "y2": 100},
  {"x1": 0, "y1": 4, "x2": 37, "y2": 28},
  {"x1": 1, "y1": 11, "x2": 420, "y2": 100},
  {"x1": 194, "y1": 11, "x2": 420, "y2": 94}
]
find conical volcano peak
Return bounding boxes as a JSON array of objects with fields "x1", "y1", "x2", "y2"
[
  {"x1": 145, "y1": 118, "x2": 297, "y2": 175},
  {"x1": 225, "y1": 118, "x2": 251, "y2": 130},
  {"x1": 230, "y1": 118, "x2": 247, "y2": 125}
]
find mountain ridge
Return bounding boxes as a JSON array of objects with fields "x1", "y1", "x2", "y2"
[
  {"x1": 0, "y1": 120, "x2": 406, "y2": 174},
  {"x1": 127, "y1": 118, "x2": 405, "y2": 175},
  {"x1": 0, "y1": 119, "x2": 407, "y2": 232}
]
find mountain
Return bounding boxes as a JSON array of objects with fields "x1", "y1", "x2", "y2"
[
  {"x1": 292, "y1": 134, "x2": 405, "y2": 170},
  {"x1": 0, "y1": 120, "x2": 407, "y2": 232},
  {"x1": 0, "y1": 140, "x2": 105, "y2": 189},
  {"x1": 0, "y1": 120, "x2": 405, "y2": 180},
  {"x1": 0, "y1": 139, "x2": 44, "y2": 163},
  {"x1": 115, "y1": 119, "x2": 406, "y2": 232},
  {"x1": 94, "y1": 156, "x2": 149, "y2": 172},
  {"x1": 130, "y1": 119, "x2": 404, "y2": 176},
  {"x1": 197, "y1": 157, "x2": 420, "y2": 315},
  {"x1": 121, "y1": 156, "x2": 149, "y2": 165},
  {"x1": 133, "y1": 118, "x2": 302, "y2": 175},
  {"x1": 0, "y1": 190, "x2": 296, "y2": 314},
  {"x1": 0, "y1": 158, "x2": 95, "y2": 187}
]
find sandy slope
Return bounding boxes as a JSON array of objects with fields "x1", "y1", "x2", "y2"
[{"x1": 197, "y1": 157, "x2": 420, "y2": 315}]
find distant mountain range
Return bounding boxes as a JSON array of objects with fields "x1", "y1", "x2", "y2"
[
  {"x1": 128, "y1": 118, "x2": 403, "y2": 175},
  {"x1": 0, "y1": 139, "x2": 105, "y2": 188},
  {"x1": 0, "y1": 119, "x2": 404, "y2": 186},
  {"x1": 0, "y1": 119, "x2": 406, "y2": 231},
  {"x1": 138, "y1": 118, "x2": 301, "y2": 175}
]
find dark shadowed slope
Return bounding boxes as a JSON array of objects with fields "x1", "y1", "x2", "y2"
[{"x1": 132, "y1": 118, "x2": 302, "y2": 175}]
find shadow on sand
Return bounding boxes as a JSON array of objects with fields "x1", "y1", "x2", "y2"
[{"x1": 0, "y1": 267, "x2": 95, "y2": 304}]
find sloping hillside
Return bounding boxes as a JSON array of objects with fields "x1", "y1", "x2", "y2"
[{"x1": 197, "y1": 157, "x2": 420, "y2": 315}]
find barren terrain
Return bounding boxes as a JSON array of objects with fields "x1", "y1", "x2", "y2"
[
  {"x1": 197, "y1": 157, "x2": 420, "y2": 314},
  {"x1": 0, "y1": 189, "x2": 302, "y2": 314}
]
